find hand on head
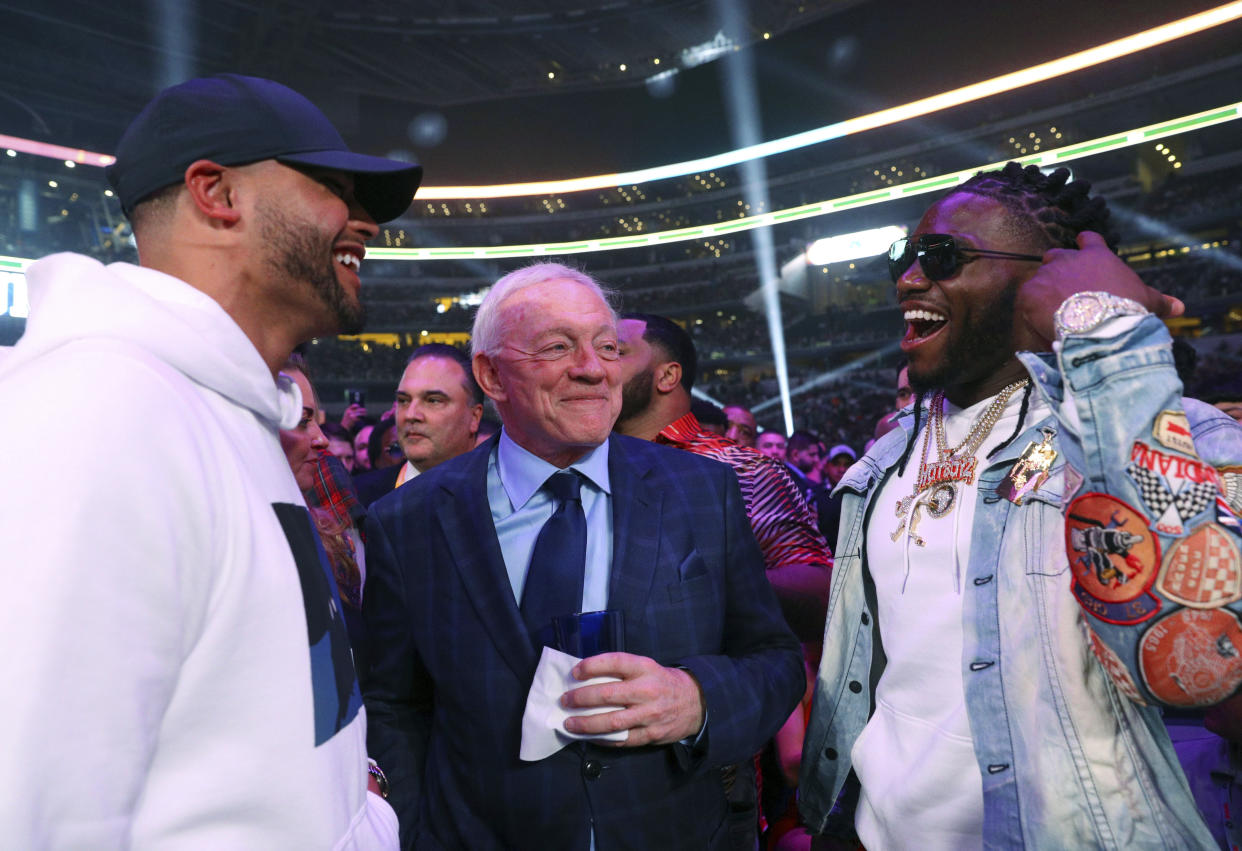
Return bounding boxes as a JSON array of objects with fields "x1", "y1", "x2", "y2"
[{"x1": 1013, "y1": 231, "x2": 1184, "y2": 350}]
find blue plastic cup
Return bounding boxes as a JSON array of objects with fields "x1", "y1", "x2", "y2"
[{"x1": 552, "y1": 610, "x2": 625, "y2": 658}]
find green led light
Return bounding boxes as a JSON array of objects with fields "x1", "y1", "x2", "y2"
[
  {"x1": 7, "y1": 103, "x2": 1241, "y2": 267},
  {"x1": 358, "y1": 101, "x2": 1239, "y2": 261}
]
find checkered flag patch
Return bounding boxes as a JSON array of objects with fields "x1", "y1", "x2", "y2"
[
  {"x1": 1127, "y1": 462, "x2": 1174, "y2": 515},
  {"x1": 1174, "y1": 480, "x2": 1217, "y2": 522}
]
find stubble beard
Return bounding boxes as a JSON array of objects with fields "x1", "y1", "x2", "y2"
[
  {"x1": 908, "y1": 280, "x2": 1019, "y2": 395},
  {"x1": 617, "y1": 368, "x2": 654, "y2": 426},
  {"x1": 258, "y1": 199, "x2": 367, "y2": 335}
]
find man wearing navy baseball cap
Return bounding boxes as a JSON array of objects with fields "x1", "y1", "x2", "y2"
[{"x1": 0, "y1": 75, "x2": 416, "y2": 847}]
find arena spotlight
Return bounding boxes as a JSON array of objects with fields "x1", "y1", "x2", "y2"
[
  {"x1": 714, "y1": 0, "x2": 794, "y2": 434},
  {"x1": 751, "y1": 343, "x2": 903, "y2": 415}
]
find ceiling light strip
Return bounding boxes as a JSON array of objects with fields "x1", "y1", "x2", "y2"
[
  {"x1": 360, "y1": 102, "x2": 1242, "y2": 260},
  {"x1": 2, "y1": 4, "x2": 1239, "y2": 200},
  {"x1": 412, "y1": 1, "x2": 1242, "y2": 198},
  {"x1": 0, "y1": 134, "x2": 115, "y2": 167},
  {"x1": 5, "y1": 103, "x2": 1239, "y2": 271}
]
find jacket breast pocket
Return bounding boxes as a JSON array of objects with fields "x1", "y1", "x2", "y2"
[
  {"x1": 639, "y1": 550, "x2": 724, "y2": 658},
  {"x1": 667, "y1": 551, "x2": 711, "y2": 603},
  {"x1": 1013, "y1": 466, "x2": 1070, "y2": 577}
]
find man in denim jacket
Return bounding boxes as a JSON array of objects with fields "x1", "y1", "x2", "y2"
[{"x1": 800, "y1": 163, "x2": 1241, "y2": 849}]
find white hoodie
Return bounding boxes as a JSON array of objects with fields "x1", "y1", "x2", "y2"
[{"x1": 0, "y1": 254, "x2": 397, "y2": 849}]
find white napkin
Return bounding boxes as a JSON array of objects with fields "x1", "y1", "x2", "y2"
[{"x1": 520, "y1": 646, "x2": 629, "y2": 761}]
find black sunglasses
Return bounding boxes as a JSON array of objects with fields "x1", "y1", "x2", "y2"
[{"x1": 888, "y1": 234, "x2": 1044, "y2": 283}]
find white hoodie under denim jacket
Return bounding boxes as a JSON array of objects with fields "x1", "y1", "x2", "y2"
[{"x1": 800, "y1": 313, "x2": 1242, "y2": 849}]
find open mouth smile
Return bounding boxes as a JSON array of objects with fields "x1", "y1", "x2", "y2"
[
  {"x1": 334, "y1": 251, "x2": 362, "y2": 272},
  {"x1": 902, "y1": 307, "x2": 947, "y2": 349}
]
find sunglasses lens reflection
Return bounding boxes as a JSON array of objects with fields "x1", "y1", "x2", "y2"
[
  {"x1": 920, "y1": 237, "x2": 957, "y2": 281},
  {"x1": 888, "y1": 235, "x2": 959, "y2": 283},
  {"x1": 888, "y1": 238, "x2": 914, "y2": 282}
]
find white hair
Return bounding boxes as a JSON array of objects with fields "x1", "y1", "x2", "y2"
[{"x1": 470, "y1": 262, "x2": 616, "y2": 358}]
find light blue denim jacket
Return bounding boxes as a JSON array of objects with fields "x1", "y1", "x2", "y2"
[{"x1": 800, "y1": 315, "x2": 1242, "y2": 849}]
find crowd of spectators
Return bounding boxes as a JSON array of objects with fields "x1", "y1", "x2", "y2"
[
  {"x1": 699, "y1": 366, "x2": 896, "y2": 452},
  {"x1": 5, "y1": 134, "x2": 1242, "y2": 464},
  {"x1": 1138, "y1": 163, "x2": 1242, "y2": 220},
  {"x1": 1137, "y1": 246, "x2": 1242, "y2": 307},
  {"x1": 302, "y1": 216, "x2": 1242, "y2": 459},
  {"x1": 1185, "y1": 335, "x2": 1242, "y2": 400},
  {"x1": 305, "y1": 338, "x2": 434, "y2": 384}
]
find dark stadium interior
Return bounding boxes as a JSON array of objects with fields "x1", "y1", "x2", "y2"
[{"x1": 3, "y1": 0, "x2": 1242, "y2": 449}]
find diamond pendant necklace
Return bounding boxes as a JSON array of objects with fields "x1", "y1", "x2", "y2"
[{"x1": 892, "y1": 379, "x2": 1029, "y2": 545}]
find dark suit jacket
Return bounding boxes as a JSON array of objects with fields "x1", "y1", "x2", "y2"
[
  {"x1": 360, "y1": 433, "x2": 803, "y2": 851},
  {"x1": 352, "y1": 463, "x2": 402, "y2": 509}
]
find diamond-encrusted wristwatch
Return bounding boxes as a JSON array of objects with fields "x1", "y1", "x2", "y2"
[{"x1": 1053, "y1": 291, "x2": 1147, "y2": 339}]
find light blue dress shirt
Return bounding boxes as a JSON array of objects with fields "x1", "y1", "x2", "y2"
[
  {"x1": 487, "y1": 429, "x2": 613, "y2": 612},
  {"x1": 489, "y1": 428, "x2": 703, "y2": 824}
]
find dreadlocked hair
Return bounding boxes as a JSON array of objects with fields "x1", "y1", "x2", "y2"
[
  {"x1": 956, "y1": 162, "x2": 1120, "y2": 252},
  {"x1": 895, "y1": 391, "x2": 927, "y2": 477},
  {"x1": 986, "y1": 381, "x2": 1035, "y2": 460}
]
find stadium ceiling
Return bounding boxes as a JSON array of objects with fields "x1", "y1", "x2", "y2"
[
  {"x1": 0, "y1": 0, "x2": 860, "y2": 142},
  {"x1": 1, "y1": 0, "x2": 1237, "y2": 184}
]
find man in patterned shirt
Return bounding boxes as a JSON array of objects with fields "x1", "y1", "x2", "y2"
[
  {"x1": 613, "y1": 311, "x2": 832, "y2": 642},
  {"x1": 614, "y1": 309, "x2": 831, "y2": 850}
]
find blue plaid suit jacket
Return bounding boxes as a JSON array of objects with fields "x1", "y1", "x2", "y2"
[{"x1": 360, "y1": 433, "x2": 803, "y2": 850}]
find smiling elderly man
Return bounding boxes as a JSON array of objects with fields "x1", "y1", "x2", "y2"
[{"x1": 360, "y1": 262, "x2": 803, "y2": 850}]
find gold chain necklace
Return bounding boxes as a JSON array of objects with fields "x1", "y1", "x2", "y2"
[
  {"x1": 892, "y1": 379, "x2": 1029, "y2": 545},
  {"x1": 931, "y1": 379, "x2": 1029, "y2": 467}
]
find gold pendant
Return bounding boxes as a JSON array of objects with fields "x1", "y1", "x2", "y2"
[
  {"x1": 892, "y1": 492, "x2": 931, "y2": 547},
  {"x1": 926, "y1": 482, "x2": 957, "y2": 518},
  {"x1": 891, "y1": 495, "x2": 914, "y2": 541},
  {"x1": 998, "y1": 427, "x2": 1058, "y2": 505}
]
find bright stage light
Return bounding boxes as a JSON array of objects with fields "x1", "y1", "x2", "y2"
[{"x1": 806, "y1": 226, "x2": 908, "y2": 266}]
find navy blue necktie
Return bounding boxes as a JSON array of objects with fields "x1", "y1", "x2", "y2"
[{"x1": 520, "y1": 471, "x2": 587, "y2": 647}]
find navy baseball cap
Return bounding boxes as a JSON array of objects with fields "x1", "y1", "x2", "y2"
[{"x1": 106, "y1": 74, "x2": 422, "y2": 223}]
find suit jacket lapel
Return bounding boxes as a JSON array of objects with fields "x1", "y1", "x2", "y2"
[
  {"x1": 607, "y1": 436, "x2": 664, "y2": 613},
  {"x1": 435, "y1": 434, "x2": 538, "y2": 679}
]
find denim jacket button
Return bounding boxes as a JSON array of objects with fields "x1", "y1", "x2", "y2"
[
  {"x1": 825, "y1": 747, "x2": 838, "y2": 760},
  {"x1": 861, "y1": 612, "x2": 870, "y2": 626},
  {"x1": 849, "y1": 680, "x2": 863, "y2": 693}
]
